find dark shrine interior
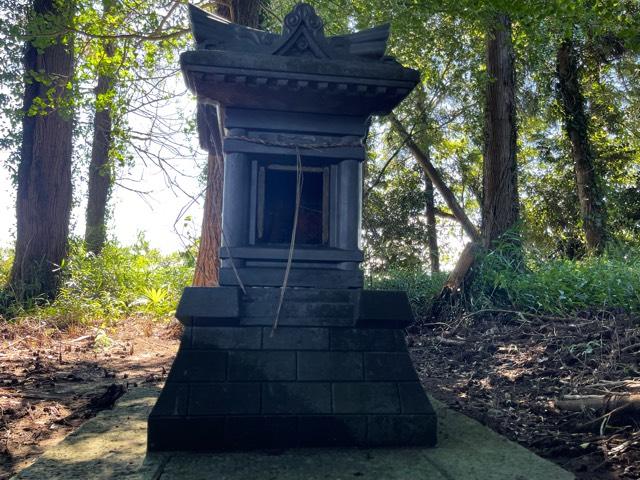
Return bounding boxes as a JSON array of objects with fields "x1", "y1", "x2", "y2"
[{"x1": 258, "y1": 166, "x2": 326, "y2": 246}]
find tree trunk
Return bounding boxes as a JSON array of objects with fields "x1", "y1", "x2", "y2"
[
  {"x1": 390, "y1": 115, "x2": 481, "y2": 243},
  {"x1": 85, "y1": 11, "x2": 116, "y2": 255},
  {"x1": 10, "y1": 0, "x2": 75, "y2": 300},
  {"x1": 556, "y1": 39, "x2": 607, "y2": 253},
  {"x1": 424, "y1": 166, "x2": 440, "y2": 274},
  {"x1": 482, "y1": 14, "x2": 519, "y2": 249},
  {"x1": 217, "y1": 0, "x2": 261, "y2": 26},
  {"x1": 193, "y1": 154, "x2": 224, "y2": 287},
  {"x1": 192, "y1": 1, "x2": 261, "y2": 287}
]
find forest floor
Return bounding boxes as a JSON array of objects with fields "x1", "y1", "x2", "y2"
[
  {"x1": 0, "y1": 318, "x2": 181, "y2": 479},
  {"x1": 1, "y1": 313, "x2": 639, "y2": 480},
  {"x1": 412, "y1": 310, "x2": 640, "y2": 480}
]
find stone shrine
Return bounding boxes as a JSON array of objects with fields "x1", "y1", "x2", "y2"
[{"x1": 147, "y1": 3, "x2": 437, "y2": 450}]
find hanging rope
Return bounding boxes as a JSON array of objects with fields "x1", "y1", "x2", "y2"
[
  {"x1": 271, "y1": 147, "x2": 304, "y2": 336},
  {"x1": 221, "y1": 228, "x2": 247, "y2": 295}
]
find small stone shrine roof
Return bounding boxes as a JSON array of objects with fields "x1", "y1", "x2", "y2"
[{"x1": 181, "y1": 3, "x2": 420, "y2": 116}]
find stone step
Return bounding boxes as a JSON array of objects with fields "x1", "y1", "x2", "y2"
[
  {"x1": 237, "y1": 316, "x2": 355, "y2": 327},
  {"x1": 241, "y1": 301, "x2": 355, "y2": 319},
  {"x1": 242, "y1": 287, "x2": 357, "y2": 304}
]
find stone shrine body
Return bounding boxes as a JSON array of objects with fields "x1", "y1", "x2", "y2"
[{"x1": 147, "y1": 3, "x2": 437, "y2": 450}]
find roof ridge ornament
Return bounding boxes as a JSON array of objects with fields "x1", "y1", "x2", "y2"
[
  {"x1": 188, "y1": 3, "x2": 393, "y2": 61},
  {"x1": 272, "y1": 3, "x2": 333, "y2": 58}
]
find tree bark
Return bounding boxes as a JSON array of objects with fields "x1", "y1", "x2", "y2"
[
  {"x1": 424, "y1": 166, "x2": 440, "y2": 273},
  {"x1": 10, "y1": 0, "x2": 75, "y2": 300},
  {"x1": 390, "y1": 115, "x2": 481, "y2": 243},
  {"x1": 85, "y1": 4, "x2": 116, "y2": 254},
  {"x1": 556, "y1": 39, "x2": 607, "y2": 253},
  {"x1": 482, "y1": 14, "x2": 519, "y2": 249},
  {"x1": 216, "y1": 0, "x2": 261, "y2": 26},
  {"x1": 192, "y1": 1, "x2": 261, "y2": 287},
  {"x1": 193, "y1": 105, "x2": 223, "y2": 287}
]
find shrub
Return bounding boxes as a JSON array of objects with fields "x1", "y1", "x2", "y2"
[
  {"x1": 4, "y1": 236, "x2": 193, "y2": 326},
  {"x1": 369, "y1": 243, "x2": 640, "y2": 321},
  {"x1": 468, "y1": 244, "x2": 640, "y2": 316}
]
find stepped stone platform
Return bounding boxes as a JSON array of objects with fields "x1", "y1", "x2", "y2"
[
  {"x1": 147, "y1": 286, "x2": 436, "y2": 450},
  {"x1": 13, "y1": 386, "x2": 575, "y2": 480}
]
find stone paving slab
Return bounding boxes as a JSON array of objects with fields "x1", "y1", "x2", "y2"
[
  {"x1": 12, "y1": 386, "x2": 575, "y2": 480},
  {"x1": 12, "y1": 387, "x2": 158, "y2": 480}
]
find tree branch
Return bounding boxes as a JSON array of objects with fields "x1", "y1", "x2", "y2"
[{"x1": 389, "y1": 114, "x2": 481, "y2": 243}]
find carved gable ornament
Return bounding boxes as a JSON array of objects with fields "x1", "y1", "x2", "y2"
[
  {"x1": 272, "y1": 4, "x2": 331, "y2": 58},
  {"x1": 188, "y1": 3, "x2": 392, "y2": 62}
]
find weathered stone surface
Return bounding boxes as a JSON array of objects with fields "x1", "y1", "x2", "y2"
[
  {"x1": 243, "y1": 301, "x2": 354, "y2": 319},
  {"x1": 13, "y1": 387, "x2": 575, "y2": 479},
  {"x1": 332, "y1": 383, "x2": 400, "y2": 414},
  {"x1": 170, "y1": 350, "x2": 227, "y2": 382},
  {"x1": 297, "y1": 416, "x2": 367, "y2": 446},
  {"x1": 220, "y1": 268, "x2": 364, "y2": 289},
  {"x1": 297, "y1": 351, "x2": 363, "y2": 381},
  {"x1": 150, "y1": 284, "x2": 436, "y2": 449},
  {"x1": 191, "y1": 326, "x2": 262, "y2": 350},
  {"x1": 262, "y1": 382, "x2": 332, "y2": 414},
  {"x1": 224, "y1": 416, "x2": 298, "y2": 449},
  {"x1": 149, "y1": 384, "x2": 188, "y2": 416},
  {"x1": 398, "y1": 382, "x2": 435, "y2": 414},
  {"x1": 364, "y1": 352, "x2": 418, "y2": 381},
  {"x1": 176, "y1": 287, "x2": 240, "y2": 324},
  {"x1": 189, "y1": 383, "x2": 261, "y2": 415},
  {"x1": 240, "y1": 315, "x2": 354, "y2": 327},
  {"x1": 262, "y1": 327, "x2": 329, "y2": 350},
  {"x1": 149, "y1": 2, "x2": 432, "y2": 449},
  {"x1": 330, "y1": 328, "x2": 406, "y2": 351},
  {"x1": 244, "y1": 287, "x2": 356, "y2": 303},
  {"x1": 356, "y1": 290, "x2": 414, "y2": 328},
  {"x1": 228, "y1": 351, "x2": 296, "y2": 380}
]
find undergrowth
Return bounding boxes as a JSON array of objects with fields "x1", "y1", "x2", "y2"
[
  {"x1": 372, "y1": 245, "x2": 640, "y2": 321},
  {"x1": 468, "y1": 244, "x2": 640, "y2": 317},
  {"x1": 3, "y1": 239, "x2": 639, "y2": 327},
  {"x1": 1, "y1": 237, "x2": 192, "y2": 326}
]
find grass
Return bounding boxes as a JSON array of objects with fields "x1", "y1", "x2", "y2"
[
  {"x1": 1, "y1": 237, "x2": 193, "y2": 326},
  {"x1": 371, "y1": 244, "x2": 640, "y2": 321},
  {"x1": 468, "y1": 244, "x2": 640, "y2": 317}
]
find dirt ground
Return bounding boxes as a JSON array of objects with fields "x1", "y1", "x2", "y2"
[
  {"x1": 411, "y1": 310, "x2": 640, "y2": 480},
  {"x1": 1, "y1": 313, "x2": 639, "y2": 479},
  {"x1": 0, "y1": 318, "x2": 180, "y2": 479}
]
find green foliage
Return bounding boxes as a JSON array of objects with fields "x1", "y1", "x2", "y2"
[
  {"x1": 0, "y1": 249, "x2": 12, "y2": 288},
  {"x1": 468, "y1": 244, "x2": 640, "y2": 316},
  {"x1": 372, "y1": 244, "x2": 640, "y2": 322},
  {"x1": 371, "y1": 268, "x2": 448, "y2": 321},
  {"x1": 3, "y1": 237, "x2": 192, "y2": 326}
]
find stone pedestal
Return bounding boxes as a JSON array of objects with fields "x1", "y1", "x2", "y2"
[{"x1": 147, "y1": 287, "x2": 436, "y2": 450}]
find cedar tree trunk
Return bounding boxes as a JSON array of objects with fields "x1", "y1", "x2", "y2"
[
  {"x1": 556, "y1": 39, "x2": 607, "y2": 253},
  {"x1": 482, "y1": 14, "x2": 519, "y2": 249},
  {"x1": 193, "y1": 1, "x2": 261, "y2": 286},
  {"x1": 193, "y1": 104, "x2": 224, "y2": 287},
  {"x1": 85, "y1": 19, "x2": 116, "y2": 254},
  {"x1": 10, "y1": 0, "x2": 75, "y2": 300}
]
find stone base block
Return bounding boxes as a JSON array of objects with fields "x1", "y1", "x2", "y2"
[{"x1": 147, "y1": 287, "x2": 437, "y2": 451}]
